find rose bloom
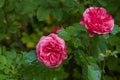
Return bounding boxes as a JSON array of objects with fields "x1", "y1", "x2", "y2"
[
  {"x1": 80, "y1": 7, "x2": 114, "y2": 37},
  {"x1": 36, "y1": 33, "x2": 67, "y2": 68}
]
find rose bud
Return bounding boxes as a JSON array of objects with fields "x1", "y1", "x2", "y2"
[
  {"x1": 52, "y1": 26, "x2": 61, "y2": 34},
  {"x1": 80, "y1": 7, "x2": 114, "y2": 37}
]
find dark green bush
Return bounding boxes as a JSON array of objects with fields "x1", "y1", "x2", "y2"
[{"x1": 0, "y1": 0, "x2": 120, "y2": 80}]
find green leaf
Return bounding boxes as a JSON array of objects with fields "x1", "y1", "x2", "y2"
[
  {"x1": 21, "y1": 1, "x2": 35, "y2": 14},
  {"x1": 0, "y1": 74, "x2": 6, "y2": 80},
  {"x1": 52, "y1": 9, "x2": 63, "y2": 21},
  {"x1": 24, "y1": 50, "x2": 37, "y2": 64},
  {"x1": 72, "y1": 23, "x2": 86, "y2": 32},
  {"x1": 5, "y1": 50, "x2": 16, "y2": 60},
  {"x1": 78, "y1": 3, "x2": 85, "y2": 14},
  {"x1": 102, "y1": 34, "x2": 109, "y2": 39},
  {"x1": 73, "y1": 38, "x2": 81, "y2": 48},
  {"x1": 21, "y1": 37, "x2": 31, "y2": 43},
  {"x1": 0, "y1": 55, "x2": 7, "y2": 65},
  {"x1": 58, "y1": 30, "x2": 71, "y2": 41},
  {"x1": 39, "y1": 0, "x2": 48, "y2": 7},
  {"x1": 87, "y1": 64, "x2": 101, "y2": 80},
  {"x1": 0, "y1": 0, "x2": 5, "y2": 8},
  {"x1": 9, "y1": 26, "x2": 19, "y2": 33},
  {"x1": 66, "y1": 26, "x2": 78, "y2": 36},
  {"x1": 98, "y1": 36, "x2": 107, "y2": 54},
  {"x1": 74, "y1": 49, "x2": 86, "y2": 65},
  {"x1": 86, "y1": 56, "x2": 96, "y2": 64},
  {"x1": 48, "y1": 0, "x2": 59, "y2": 7},
  {"x1": 21, "y1": 33, "x2": 31, "y2": 43},
  {"x1": 37, "y1": 7, "x2": 50, "y2": 21},
  {"x1": 97, "y1": 0, "x2": 107, "y2": 6},
  {"x1": 0, "y1": 64, "x2": 4, "y2": 70},
  {"x1": 4, "y1": 67, "x2": 9, "y2": 74},
  {"x1": 66, "y1": 23, "x2": 86, "y2": 37},
  {"x1": 63, "y1": 0, "x2": 75, "y2": 8},
  {"x1": 111, "y1": 24, "x2": 120, "y2": 35}
]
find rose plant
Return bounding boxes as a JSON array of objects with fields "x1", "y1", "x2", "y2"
[{"x1": 1, "y1": 0, "x2": 120, "y2": 80}]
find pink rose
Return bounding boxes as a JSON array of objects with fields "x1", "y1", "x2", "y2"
[
  {"x1": 52, "y1": 26, "x2": 61, "y2": 34},
  {"x1": 36, "y1": 33, "x2": 67, "y2": 68},
  {"x1": 80, "y1": 7, "x2": 114, "y2": 37}
]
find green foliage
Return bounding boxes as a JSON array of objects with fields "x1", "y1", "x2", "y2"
[
  {"x1": 0, "y1": 0, "x2": 4, "y2": 8},
  {"x1": 111, "y1": 24, "x2": 120, "y2": 35},
  {"x1": 87, "y1": 64, "x2": 101, "y2": 80},
  {"x1": 0, "y1": 0, "x2": 120, "y2": 80},
  {"x1": 58, "y1": 30, "x2": 71, "y2": 41},
  {"x1": 37, "y1": 7, "x2": 50, "y2": 21}
]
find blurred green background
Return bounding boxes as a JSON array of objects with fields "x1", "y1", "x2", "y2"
[{"x1": 0, "y1": 0, "x2": 120, "y2": 80}]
